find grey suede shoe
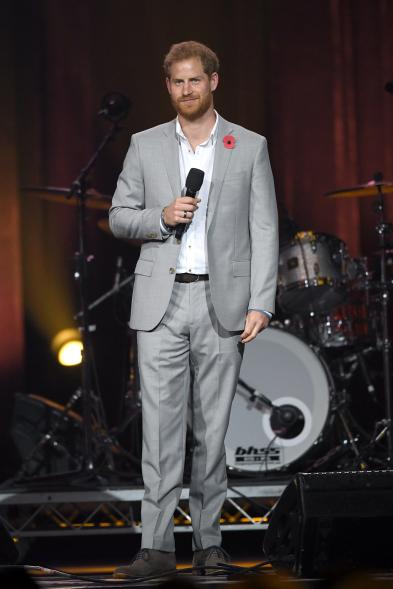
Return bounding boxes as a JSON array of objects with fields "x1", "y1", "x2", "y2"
[
  {"x1": 113, "y1": 548, "x2": 177, "y2": 579},
  {"x1": 192, "y1": 545, "x2": 230, "y2": 575}
]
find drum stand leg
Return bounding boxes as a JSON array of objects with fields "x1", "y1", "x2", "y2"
[
  {"x1": 372, "y1": 174, "x2": 393, "y2": 465},
  {"x1": 310, "y1": 391, "x2": 368, "y2": 471},
  {"x1": 335, "y1": 403, "x2": 368, "y2": 470}
]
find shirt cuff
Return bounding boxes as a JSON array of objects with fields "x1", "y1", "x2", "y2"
[
  {"x1": 248, "y1": 308, "x2": 272, "y2": 320},
  {"x1": 160, "y1": 215, "x2": 173, "y2": 236}
]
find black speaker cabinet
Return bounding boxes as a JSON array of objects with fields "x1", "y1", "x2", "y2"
[{"x1": 263, "y1": 471, "x2": 393, "y2": 577}]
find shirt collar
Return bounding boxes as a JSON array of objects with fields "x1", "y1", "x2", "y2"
[{"x1": 175, "y1": 110, "x2": 219, "y2": 146}]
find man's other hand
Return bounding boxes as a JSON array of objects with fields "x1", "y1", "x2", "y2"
[{"x1": 240, "y1": 310, "x2": 269, "y2": 344}]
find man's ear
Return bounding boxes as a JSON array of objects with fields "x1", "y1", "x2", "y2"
[
  {"x1": 210, "y1": 72, "x2": 219, "y2": 92},
  {"x1": 165, "y1": 77, "x2": 171, "y2": 94}
]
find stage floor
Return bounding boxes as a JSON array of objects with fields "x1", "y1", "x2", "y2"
[
  {"x1": 7, "y1": 565, "x2": 393, "y2": 589},
  {"x1": 4, "y1": 531, "x2": 393, "y2": 588}
]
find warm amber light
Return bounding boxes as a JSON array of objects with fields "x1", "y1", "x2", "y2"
[
  {"x1": 51, "y1": 328, "x2": 83, "y2": 366},
  {"x1": 58, "y1": 340, "x2": 83, "y2": 366}
]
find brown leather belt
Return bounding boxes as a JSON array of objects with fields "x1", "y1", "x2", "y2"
[{"x1": 175, "y1": 273, "x2": 209, "y2": 283}]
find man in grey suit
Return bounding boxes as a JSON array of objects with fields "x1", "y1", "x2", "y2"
[{"x1": 110, "y1": 41, "x2": 278, "y2": 578}]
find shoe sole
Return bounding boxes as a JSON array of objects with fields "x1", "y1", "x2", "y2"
[
  {"x1": 113, "y1": 568, "x2": 177, "y2": 579},
  {"x1": 192, "y1": 562, "x2": 230, "y2": 576}
]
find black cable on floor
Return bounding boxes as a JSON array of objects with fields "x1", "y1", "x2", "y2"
[{"x1": 0, "y1": 560, "x2": 272, "y2": 585}]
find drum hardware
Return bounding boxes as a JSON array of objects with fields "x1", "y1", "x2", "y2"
[
  {"x1": 334, "y1": 398, "x2": 367, "y2": 470},
  {"x1": 237, "y1": 378, "x2": 305, "y2": 440},
  {"x1": 310, "y1": 386, "x2": 368, "y2": 471},
  {"x1": 325, "y1": 172, "x2": 393, "y2": 465},
  {"x1": 355, "y1": 351, "x2": 376, "y2": 396},
  {"x1": 373, "y1": 173, "x2": 393, "y2": 464}
]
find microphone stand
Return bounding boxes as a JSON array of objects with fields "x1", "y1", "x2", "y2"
[
  {"x1": 67, "y1": 120, "x2": 123, "y2": 481},
  {"x1": 13, "y1": 119, "x2": 128, "y2": 488},
  {"x1": 237, "y1": 377, "x2": 275, "y2": 410}
]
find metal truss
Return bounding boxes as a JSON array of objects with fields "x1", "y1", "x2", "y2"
[{"x1": 0, "y1": 481, "x2": 288, "y2": 539}]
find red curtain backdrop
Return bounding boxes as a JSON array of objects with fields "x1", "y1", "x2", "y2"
[
  {"x1": 2, "y1": 0, "x2": 393, "y2": 401},
  {"x1": 267, "y1": 0, "x2": 393, "y2": 256}
]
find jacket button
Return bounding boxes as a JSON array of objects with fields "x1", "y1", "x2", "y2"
[
  {"x1": 169, "y1": 267, "x2": 175, "y2": 274},
  {"x1": 146, "y1": 232, "x2": 157, "y2": 239}
]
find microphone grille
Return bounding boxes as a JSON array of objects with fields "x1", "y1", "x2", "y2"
[{"x1": 186, "y1": 168, "x2": 205, "y2": 193}]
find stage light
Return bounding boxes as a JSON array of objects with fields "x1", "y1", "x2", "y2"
[{"x1": 51, "y1": 328, "x2": 83, "y2": 366}]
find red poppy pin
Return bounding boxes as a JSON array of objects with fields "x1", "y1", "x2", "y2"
[{"x1": 223, "y1": 134, "x2": 236, "y2": 149}]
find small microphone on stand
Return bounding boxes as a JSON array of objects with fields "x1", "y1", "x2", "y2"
[
  {"x1": 175, "y1": 168, "x2": 205, "y2": 240},
  {"x1": 98, "y1": 93, "x2": 131, "y2": 122},
  {"x1": 384, "y1": 82, "x2": 393, "y2": 95}
]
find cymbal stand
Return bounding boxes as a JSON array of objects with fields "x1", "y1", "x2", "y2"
[{"x1": 373, "y1": 172, "x2": 393, "y2": 464}]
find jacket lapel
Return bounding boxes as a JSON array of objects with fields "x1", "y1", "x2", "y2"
[
  {"x1": 161, "y1": 120, "x2": 181, "y2": 199},
  {"x1": 207, "y1": 115, "x2": 234, "y2": 232}
]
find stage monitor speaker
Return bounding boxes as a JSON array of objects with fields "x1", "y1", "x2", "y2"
[{"x1": 263, "y1": 470, "x2": 393, "y2": 577}]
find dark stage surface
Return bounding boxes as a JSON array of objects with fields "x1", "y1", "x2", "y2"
[{"x1": 5, "y1": 532, "x2": 393, "y2": 588}]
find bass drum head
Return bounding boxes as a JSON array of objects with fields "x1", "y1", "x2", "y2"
[{"x1": 225, "y1": 327, "x2": 331, "y2": 473}]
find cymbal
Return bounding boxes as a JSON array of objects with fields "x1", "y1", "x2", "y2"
[
  {"x1": 325, "y1": 180, "x2": 393, "y2": 199},
  {"x1": 97, "y1": 218, "x2": 143, "y2": 247},
  {"x1": 23, "y1": 186, "x2": 111, "y2": 210}
]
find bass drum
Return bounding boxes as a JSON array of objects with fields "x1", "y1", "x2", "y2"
[{"x1": 225, "y1": 327, "x2": 334, "y2": 473}]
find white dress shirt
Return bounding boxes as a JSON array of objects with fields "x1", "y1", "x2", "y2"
[{"x1": 174, "y1": 114, "x2": 218, "y2": 274}]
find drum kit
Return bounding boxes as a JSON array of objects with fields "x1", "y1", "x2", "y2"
[
  {"x1": 20, "y1": 173, "x2": 393, "y2": 483},
  {"x1": 226, "y1": 177, "x2": 393, "y2": 476}
]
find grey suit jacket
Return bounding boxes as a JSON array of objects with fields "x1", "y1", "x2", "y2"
[{"x1": 109, "y1": 114, "x2": 278, "y2": 332}]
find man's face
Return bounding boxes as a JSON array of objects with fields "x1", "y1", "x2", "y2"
[{"x1": 166, "y1": 57, "x2": 218, "y2": 121}]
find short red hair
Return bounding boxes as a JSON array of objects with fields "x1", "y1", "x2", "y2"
[{"x1": 163, "y1": 41, "x2": 220, "y2": 78}]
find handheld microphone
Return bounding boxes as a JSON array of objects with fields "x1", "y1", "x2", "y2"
[{"x1": 175, "y1": 168, "x2": 205, "y2": 240}]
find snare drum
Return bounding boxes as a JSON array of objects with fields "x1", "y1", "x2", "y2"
[
  {"x1": 277, "y1": 231, "x2": 349, "y2": 315},
  {"x1": 309, "y1": 300, "x2": 375, "y2": 348}
]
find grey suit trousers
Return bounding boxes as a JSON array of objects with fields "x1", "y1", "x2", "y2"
[{"x1": 137, "y1": 279, "x2": 244, "y2": 552}]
